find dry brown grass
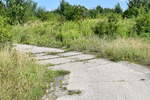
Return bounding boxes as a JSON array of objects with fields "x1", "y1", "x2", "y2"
[{"x1": 69, "y1": 37, "x2": 150, "y2": 66}]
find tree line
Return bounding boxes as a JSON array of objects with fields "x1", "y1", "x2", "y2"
[{"x1": 0, "y1": 0, "x2": 150, "y2": 23}]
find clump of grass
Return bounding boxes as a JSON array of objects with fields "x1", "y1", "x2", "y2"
[
  {"x1": 56, "y1": 70, "x2": 70, "y2": 76},
  {"x1": 101, "y1": 38, "x2": 150, "y2": 65},
  {"x1": 0, "y1": 48, "x2": 68, "y2": 100}
]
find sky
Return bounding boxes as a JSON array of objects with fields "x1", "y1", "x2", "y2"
[{"x1": 33, "y1": 0, "x2": 128, "y2": 11}]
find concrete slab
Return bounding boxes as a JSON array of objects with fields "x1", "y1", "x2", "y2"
[
  {"x1": 58, "y1": 51, "x2": 82, "y2": 57},
  {"x1": 36, "y1": 55, "x2": 59, "y2": 60},
  {"x1": 38, "y1": 57, "x2": 74, "y2": 65}
]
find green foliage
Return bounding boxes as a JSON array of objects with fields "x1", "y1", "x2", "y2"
[
  {"x1": 114, "y1": 3, "x2": 123, "y2": 14},
  {"x1": 128, "y1": 0, "x2": 150, "y2": 9},
  {"x1": 102, "y1": 8, "x2": 115, "y2": 14},
  {"x1": 0, "y1": 0, "x2": 39, "y2": 24},
  {"x1": 57, "y1": 0, "x2": 88, "y2": 20},
  {"x1": 124, "y1": 0, "x2": 150, "y2": 18},
  {"x1": 5, "y1": 0, "x2": 28, "y2": 24},
  {"x1": 72, "y1": 5, "x2": 88, "y2": 21},
  {"x1": 23, "y1": 0, "x2": 38, "y2": 21},
  {"x1": 0, "y1": 1, "x2": 6, "y2": 16},
  {"x1": 123, "y1": 7, "x2": 139, "y2": 18},
  {"x1": 116, "y1": 18, "x2": 135, "y2": 37},
  {"x1": 57, "y1": 0, "x2": 74, "y2": 20},
  {"x1": 89, "y1": 5, "x2": 103, "y2": 18},
  {"x1": 134, "y1": 12, "x2": 150, "y2": 35},
  {"x1": 0, "y1": 16, "x2": 11, "y2": 43},
  {"x1": 36, "y1": 8, "x2": 49, "y2": 21},
  {"x1": 93, "y1": 14, "x2": 119, "y2": 36}
]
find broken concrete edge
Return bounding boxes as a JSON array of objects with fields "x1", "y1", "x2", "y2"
[{"x1": 42, "y1": 71, "x2": 82, "y2": 100}]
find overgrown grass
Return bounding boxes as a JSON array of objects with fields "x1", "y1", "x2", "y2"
[
  {"x1": 0, "y1": 48, "x2": 68, "y2": 100},
  {"x1": 10, "y1": 18, "x2": 150, "y2": 66},
  {"x1": 68, "y1": 36, "x2": 150, "y2": 66}
]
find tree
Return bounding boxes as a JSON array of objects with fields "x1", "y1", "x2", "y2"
[
  {"x1": 134, "y1": 12, "x2": 150, "y2": 35},
  {"x1": 57, "y1": 0, "x2": 88, "y2": 20},
  {"x1": 128, "y1": 0, "x2": 150, "y2": 8},
  {"x1": 89, "y1": 9, "x2": 97, "y2": 18},
  {"x1": 124, "y1": 0, "x2": 150, "y2": 18},
  {"x1": 4, "y1": 0, "x2": 27, "y2": 24},
  {"x1": 89, "y1": 6, "x2": 103, "y2": 18},
  {"x1": 57, "y1": 0, "x2": 74, "y2": 20},
  {"x1": 36, "y1": 8, "x2": 49, "y2": 21},
  {"x1": 96, "y1": 5, "x2": 103, "y2": 14},
  {"x1": 114, "y1": 3, "x2": 123, "y2": 14},
  {"x1": 103, "y1": 8, "x2": 114, "y2": 14},
  {"x1": 0, "y1": 1, "x2": 6, "y2": 16},
  {"x1": 128, "y1": 0, "x2": 142, "y2": 8},
  {"x1": 24, "y1": 0, "x2": 38, "y2": 21},
  {"x1": 0, "y1": 0, "x2": 38, "y2": 24},
  {"x1": 123, "y1": 7, "x2": 139, "y2": 18},
  {"x1": 72, "y1": 5, "x2": 88, "y2": 20}
]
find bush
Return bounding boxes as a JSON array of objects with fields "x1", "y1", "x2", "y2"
[
  {"x1": 116, "y1": 18, "x2": 135, "y2": 37},
  {"x1": 93, "y1": 14, "x2": 119, "y2": 36},
  {"x1": 134, "y1": 12, "x2": 150, "y2": 35},
  {"x1": 0, "y1": 16, "x2": 11, "y2": 43}
]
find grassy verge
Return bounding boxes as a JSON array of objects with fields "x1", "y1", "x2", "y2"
[
  {"x1": 0, "y1": 47, "x2": 68, "y2": 100},
  {"x1": 68, "y1": 36, "x2": 150, "y2": 66}
]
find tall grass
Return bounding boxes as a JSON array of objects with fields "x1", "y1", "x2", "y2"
[
  {"x1": 0, "y1": 48, "x2": 65, "y2": 100},
  {"x1": 68, "y1": 36, "x2": 150, "y2": 66},
  {"x1": 10, "y1": 18, "x2": 150, "y2": 66}
]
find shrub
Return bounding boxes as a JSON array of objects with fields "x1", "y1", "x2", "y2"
[
  {"x1": 0, "y1": 16, "x2": 11, "y2": 43},
  {"x1": 134, "y1": 12, "x2": 150, "y2": 35},
  {"x1": 116, "y1": 18, "x2": 135, "y2": 37},
  {"x1": 93, "y1": 14, "x2": 119, "y2": 36}
]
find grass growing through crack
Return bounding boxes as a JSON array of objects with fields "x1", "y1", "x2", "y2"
[
  {"x1": 45, "y1": 63, "x2": 55, "y2": 67},
  {"x1": 45, "y1": 52, "x2": 60, "y2": 55},
  {"x1": 68, "y1": 90, "x2": 82, "y2": 95},
  {"x1": 0, "y1": 47, "x2": 69, "y2": 100}
]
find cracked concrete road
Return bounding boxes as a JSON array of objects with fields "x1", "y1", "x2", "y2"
[{"x1": 15, "y1": 44, "x2": 150, "y2": 100}]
